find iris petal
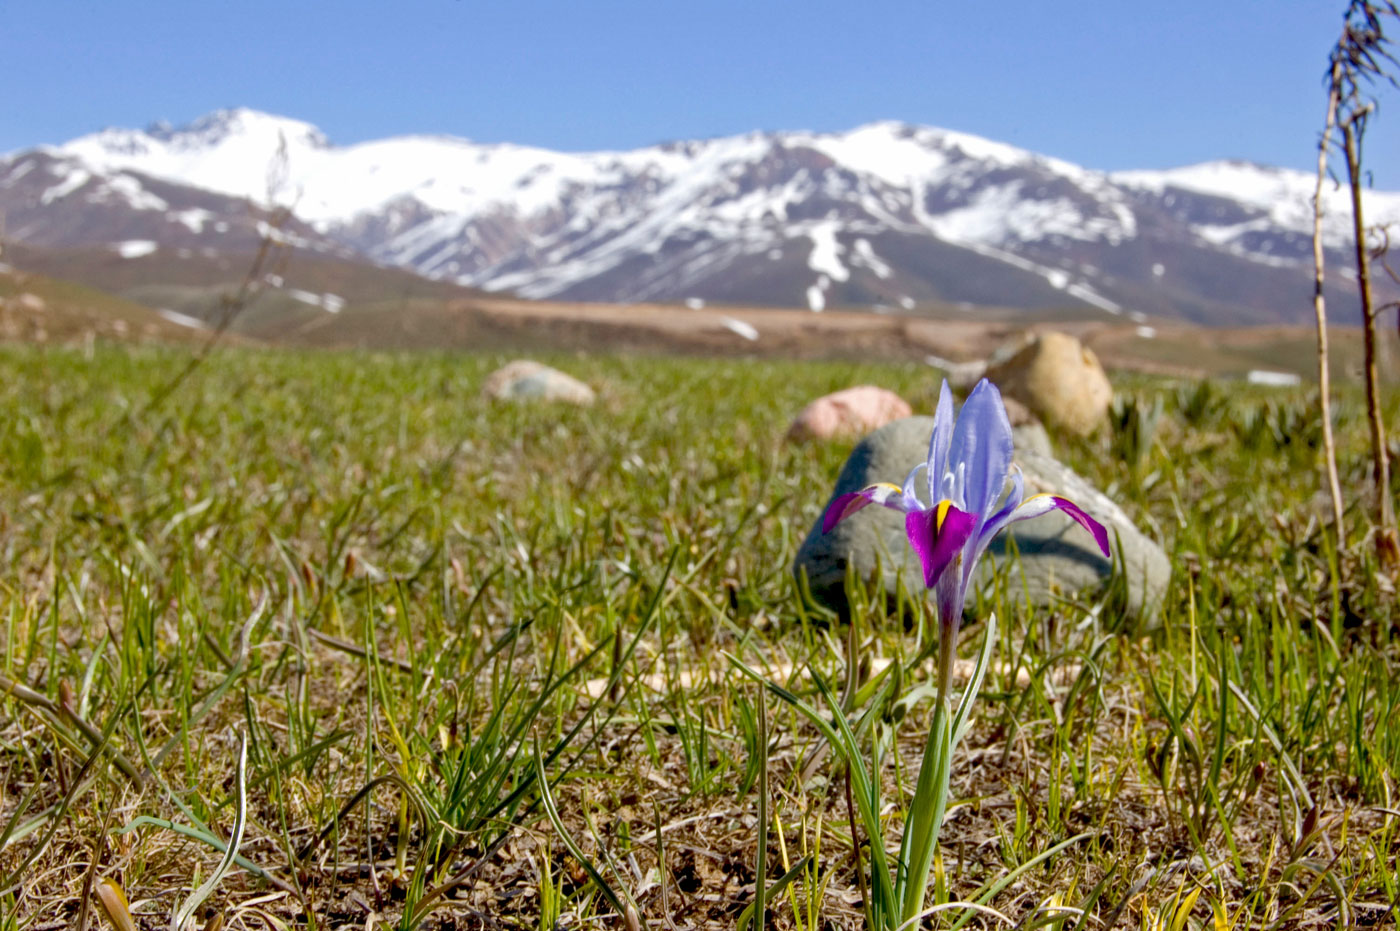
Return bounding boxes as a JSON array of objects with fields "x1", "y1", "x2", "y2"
[
  {"x1": 989, "y1": 467, "x2": 1025, "y2": 527},
  {"x1": 926, "y1": 380, "x2": 955, "y2": 503},
  {"x1": 948, "y1": 380, "x2": 1014, "y2": 519},
  {"x1": 821, "y1": 482, "x2": 915, "y2": 533},
  {"x1": 905, "y1": 502, "x2": 977, "y2": 587},
  {"x1": 902, "y1": 462, "x2": 927, "y2": 505},
  {"x1": 1004, "y1": 493, "x2": 1111, "y2": 556}
]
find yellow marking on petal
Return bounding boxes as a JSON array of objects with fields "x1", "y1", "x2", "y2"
[{"x1": 935, "y1": 498, "x2": 952, "y2": 531}]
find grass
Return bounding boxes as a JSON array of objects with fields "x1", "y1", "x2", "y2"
[{"x1": 0, "y1": 342, "x2": 1397, "y2": 929}]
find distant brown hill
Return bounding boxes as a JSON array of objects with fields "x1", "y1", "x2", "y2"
[
  {"x1": 0, "y1": 260, "x2": 217, "y2": 346},
  {"x1": 4, "y1": 242, "x2": 1391, "y2": 384}
]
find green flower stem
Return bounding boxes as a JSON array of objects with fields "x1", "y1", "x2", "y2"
[{"x1": 897, "y1": 693, "x2": 953, "y2": 925}]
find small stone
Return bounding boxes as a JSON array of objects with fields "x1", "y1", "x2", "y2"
[
  {"x1": 945, "y1": 360, "x2": 988, "y2": 389},
  {"x1": 792, "y1": 416, "x2": 1170, "y2": 620},
  {"x1": 985, "y1": 331, "x2": 1112, "y2": 436},
  {"x1": 786, "y1": 386, "x2": 912, "y2": 442},
  {"x1": 482, "y1": 360, "x2": 595, "y2": 405}
]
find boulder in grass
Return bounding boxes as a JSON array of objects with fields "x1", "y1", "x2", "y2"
[
  {"x1": 985, "y1": 331, "x2": 1112, "y2": 437},
  {"x1": 792, "y1": 415, "x2": 1170, "y2": 620},
  {"x1": 482, "y1": 360, "x2": 595, "y2": 405},
  {"x1": 786, "y1": 385, "x2": 912, "y2": 442}
]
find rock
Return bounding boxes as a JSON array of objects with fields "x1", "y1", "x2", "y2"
[
  {"x1": 15, "y1": 293, "x2": 44, "y2": 312},
  {"x1": 923, "y1": 355, "x2": 986, "y2": 390},
  {"x1": 1001, "y1": 395, "x2": 1036, "y2": 427},
  {"x1": 945, "y1": 360, "x2": 988, "y2": 390},
  {"x1": 985, "y1": 331, "x2": 1112, "y2": 436},
  {"x1": 482, "y1": 360, "x2": 595, "y2": 405},
  {"x1": 792, "y1": 416, "x2": 1170, "y2": 620},
  {"x1": 1003, "y1": 398, "x2": 1054, "y2": 457},
  {"x1": 786, "y1": 385, "x2": 912, "y2": 442},
  {"x1": 1011, "y1": 422, "x2": 1053, "y2": 458}
]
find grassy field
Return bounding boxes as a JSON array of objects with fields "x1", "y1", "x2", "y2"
[{"x1": 0, "y1": 343, "x2": 1397, "y2": 930}]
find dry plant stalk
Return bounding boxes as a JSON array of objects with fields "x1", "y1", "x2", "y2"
[
  {"x1": 1324, "y1": 0, "x2": 1400, "y2": 570},
  {"x1": 1342, "y1": 116, "x2": 1399, "y2": 567},
  {"x1": 1312, "y1": 58, "x2": 1348, "y2": 557}
]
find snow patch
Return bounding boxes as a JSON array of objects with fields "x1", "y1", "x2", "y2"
[
  {"x1": 850, "y1": 238, "x2": 892, "y2": 278},
  {"x1": 1135, "y1": 325, "x2": 1157, "y2": 339},
  {"x1": 925, "y1": 181, "x2": 1131, "y2": 246},
  {"x1": 41, "y1": 167, "x2": 91, "y2": 204},
  {"x1": 288, "y1": 289, "x2": 346, "y2": 313},
  {"x1": 805, "y1": 220, "x2": 849, "y2": 281},
  {"x1": 103, "y1": 174, "x2": 167, "y2": 211},
  {"x1": 1114, "y1": 160, "x2": 1400, "y2": 248},
  {"x1": 114, "y1": 240, "x2": 158, "y2": 258},
  {"x1": 1247, "y1": 369, "x2": 1301, "y2": 387},
  {"x1": 685, "y1": 297, "x2": 705, "y2": 310},
  {"x1": 1065, "y1": 282, "x2": 1120, "y2": 313},
  {"x1": 156, "y1": 308, "x2": 208, "y2": 329},
  {"x1": 2, "y1": 161, "x2": 35, "y2": 184},
  {"x1": 719, "y1": 316, "x2": 759, "y2": 341},
  {"x1": 806, "y1": 285, "x2": 826, "y2": 312},
  {"x1": 169, "y1": 208, "x2": 214, "y2": 232}
]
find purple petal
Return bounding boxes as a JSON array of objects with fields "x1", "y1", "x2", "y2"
[
  {"x1": 905, "y1": 502, "x2": 978, "y2": 588},
  {"x1": 925, "y1": 380, "x2": 955, "y2": 502},
  {"x1": 1004, "y1": 493, "x2": 1111, "y2": 556},
  {"x1": 949, "y1": 379, "x2": 1014, "y2": 518},
  {"x1": 821, "y1": 482, "x2": 914, "y2": 533}
]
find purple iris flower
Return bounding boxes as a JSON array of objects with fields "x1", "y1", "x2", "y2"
[{"x1": 822, "y1": 378, "x2": 1109, "y2": 687}]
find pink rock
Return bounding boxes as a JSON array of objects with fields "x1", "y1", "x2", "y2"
[{"x1": 787, "y1": 386, "x2": 913, "y2": 442}]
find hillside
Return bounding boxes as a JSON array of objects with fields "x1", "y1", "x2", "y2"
[
  {"x1": 0, "y1": 259, "x2": 218, "y2": 346},
  {"x1": 4, "y1": 108, "x2": 1398, "y2": 325}
]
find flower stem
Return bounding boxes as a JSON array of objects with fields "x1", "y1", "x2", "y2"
[{"x1": 897, "y1": 693, "x2": 953, "y2": 925}]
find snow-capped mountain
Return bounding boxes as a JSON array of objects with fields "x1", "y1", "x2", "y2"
[{"x1": 4, "y1": 107, "x2": 1397, "y2": 324}]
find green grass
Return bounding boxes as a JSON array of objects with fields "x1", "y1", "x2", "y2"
[{"x1": 0, "y1": 343, "x2": 1397, "y2": 930}]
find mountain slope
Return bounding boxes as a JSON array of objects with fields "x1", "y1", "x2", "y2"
[{"x1": 6, "y1": 108, "x2": 1398, "y2": 325}]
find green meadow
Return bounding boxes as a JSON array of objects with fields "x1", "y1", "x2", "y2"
[{"x1": 1, "y1": 344, "x2": 1397, "y2": 929}]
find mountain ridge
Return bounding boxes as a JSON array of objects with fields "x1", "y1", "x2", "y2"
[{"x1": 4, "y1": 108, "x2": 1398, "y2": 325}]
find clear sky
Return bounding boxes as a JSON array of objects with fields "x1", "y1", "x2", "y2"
[{"x1": 4, "y1": 0, "x2": 1397, "y2": 187}]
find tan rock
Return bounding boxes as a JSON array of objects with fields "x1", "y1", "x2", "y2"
[
  {"x1": 787, "y1": 385, "x2": 912, "y2": 442},
  {"x1": 985, "y1": 331, "x2": 1112, "y2": 436},
  {"x1": 15, "y1": 293, "x2": 44, "y2": 312}
]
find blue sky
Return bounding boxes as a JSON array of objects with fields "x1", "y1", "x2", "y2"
[{"x1": 4, "y1": 0, "x2": 1397, "y2": 187}]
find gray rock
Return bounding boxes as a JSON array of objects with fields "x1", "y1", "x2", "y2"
[
  {"x1": 793, "y1": 416, "x2": 1170, "y2": 620},
  {"x1": 1012, "y1": 422, "x2": 1053, "y2": 458}
]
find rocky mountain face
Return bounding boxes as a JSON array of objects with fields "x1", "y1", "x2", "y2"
[{"x1": 3, "y1": 108, "x2": 1397, "y2": 325}]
